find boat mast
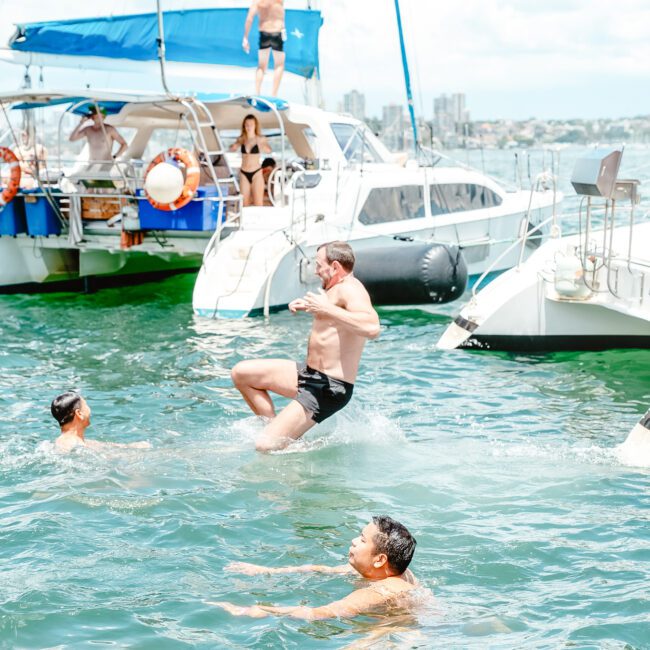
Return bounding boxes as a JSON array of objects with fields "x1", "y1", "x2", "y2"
[
  {"x1": 305, "y1": 0, "x2": 323, "y2": 107},
  {"x1": 155, "y1": 0, "x2": 173, "y2": 96},
  {"x1": 393, "y1": 0, "x2": 418, "y2": 155}
]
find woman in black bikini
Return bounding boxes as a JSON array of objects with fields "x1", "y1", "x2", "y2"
[{"x1": 230, "y1": 114, "x2": 272, "y2": 206}]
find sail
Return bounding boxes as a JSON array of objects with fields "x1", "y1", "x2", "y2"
[{"x1": 9, "y1": 8, "x2": 322, "y2": 79}]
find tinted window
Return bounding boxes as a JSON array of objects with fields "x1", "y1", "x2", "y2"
[
  {"x1": 359, "y1": 186, "x2": 425, "y2": 225},
  {"x1": 430, "y1": 183, "x2": 502, "y2": 215},
  {"x1": 331, "y1": 123, "x2": 381, "y2": 163}
]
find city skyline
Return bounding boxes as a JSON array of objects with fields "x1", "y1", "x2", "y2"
[
  {"x1": 0, "y1": 1, "x2": 648, "y2": 121},
  {"x1": 338, "y1": 88, "x2": 650, "y2": 151}
]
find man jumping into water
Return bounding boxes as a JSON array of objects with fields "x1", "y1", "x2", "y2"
[
  {"x1": 231, "y1": 241, "x2": 380, "y2": 452},
  {"x1": 209, "y1": 515, "x2": 421, "y2": 620}
]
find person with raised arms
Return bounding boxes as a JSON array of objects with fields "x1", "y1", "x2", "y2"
[
  {"x1": 209, "y1": 516, "x2": 425, "y2": 620},
  {"x1": 51, "y1": 392, "x2": 150, "y2": 452},
  {"x1": 231, "y1": 241, "x2": 380, "y2": 452}
]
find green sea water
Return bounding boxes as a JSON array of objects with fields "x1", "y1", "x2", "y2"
[
  {"x1": 2, "y1": 145, "x2": 650, "y2": 648},
  {"x1": 0, "y1": 273, "x2": 648, "y2": 649}
]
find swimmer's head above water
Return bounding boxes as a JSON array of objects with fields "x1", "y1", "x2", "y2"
[
  {"x1": 51, "y1": 392, "x2": 91, "y2": 430},
  {"x1": 212, "y1": 514, "x2": 422, "y2": 620},
  {"x1": 349, "y1": 515, "x2": 417, "y2": 579},
  {"x1": 50, "y1": 392, "x2": 150, "y2": 452}
]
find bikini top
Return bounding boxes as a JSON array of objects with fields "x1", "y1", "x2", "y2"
[{"x1": 241, "y1": 142, "x2": 260, "y2": 154}]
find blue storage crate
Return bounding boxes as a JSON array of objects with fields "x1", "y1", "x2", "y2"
[
  {"x1": 23, "y1": 189, "x2": 62, "y2": 236},
  {"x1": 0, "y1": 196, "x2": 27, "y2": 236},
  {"x1": 137, "y1": 186, "x2": 224, "y2": 231}
]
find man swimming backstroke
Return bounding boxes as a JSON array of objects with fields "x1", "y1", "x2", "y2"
[{"x1": 231, "y1": 241, "x2": 380, "y2": 452}]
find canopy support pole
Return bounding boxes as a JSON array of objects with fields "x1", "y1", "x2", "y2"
[{"x1": 156, "y1": 0, "x2": 173, "y2": 96}]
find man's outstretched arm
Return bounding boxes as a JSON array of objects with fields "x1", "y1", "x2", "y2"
[
  {"x1": 225, "y1": 561, "x2": 352, "y2": 576},
  {"x1": 210, "y1": 587, "x2": 388, "y2": 621}
]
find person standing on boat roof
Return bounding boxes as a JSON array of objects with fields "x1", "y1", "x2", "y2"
[
  {"x1": 242, "y1": 0, "x2": 286, "y2": 96},
  {"x1": 208, "y1": 515, "x2": 422, "y2": 620},
  {"x1": 229, "y1": 114, "x2": 271, "y2": 207},
  {"x1": 231, "y1": 241, "x2": 380, "y2": 452},
  {"x1": 51, "y1": 392, "x2": 150, "y2": 452},
  {"x1": 68, "y1": 105, "x2": 127, "y2": 164}
]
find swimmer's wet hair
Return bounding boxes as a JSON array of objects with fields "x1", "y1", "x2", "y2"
[
  {"x1": 51, "y1": 392, "x2": 83, "y2": 427},
  {"x1": 317, "y1": 240, "x2": 355, "y2": 271},
  {"x1": 372, "y1": 515, "x2": 417, "y2": 574}
]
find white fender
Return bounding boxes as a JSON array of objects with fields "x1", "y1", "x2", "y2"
[{"x1": 616, "y1": 409, "x2": 650, "y2": 467}]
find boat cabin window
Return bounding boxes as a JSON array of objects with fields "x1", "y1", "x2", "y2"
[
  {"x1": 331, "y1": 123, "x2": 382, "y2": 164},
  {"x1": 430, "y1": 183, "x2": 502, "y2": 215},
  {"x1": 358, "y1": 186, "x2": 425, "y2": 225}
]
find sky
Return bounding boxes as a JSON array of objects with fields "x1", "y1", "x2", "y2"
[{"x1": 0, "y1": 0, "x2": 648, "y2": 121}]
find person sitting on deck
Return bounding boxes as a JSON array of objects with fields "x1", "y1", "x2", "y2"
[
  {"x1": 261, "y1": 156, "x2": 276, "y2": 205},
  {"x1": 208, "y1": 515, "x2": 426, "y2": 620},
  {"x1": 51, "y1": 392, "x2": 150, "y2": 452},
  {"x1": 15, "y1": 129, "x2": 47, "y2": 188},
  {"x1": 229, "y1": 114, "x2": 271, "y2": 207}
]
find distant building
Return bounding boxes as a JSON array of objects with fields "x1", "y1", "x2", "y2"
[
  {"x1": 343, "y1": 90, "x2": 366, "y2": 121},
  {"x1": 382, "y1": 104, "x2": 405, "y2": 151},
  {"x1": 434, "y1": 92, "x2": 470, "y2": 146}
]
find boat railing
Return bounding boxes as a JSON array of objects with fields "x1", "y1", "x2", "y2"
[
  {"x1": 470, "y1": 213, "x2": 556, "y2": 298},
  {"x1": 573, "y1": 186, "x2": 647, "y2": 298},
  {"x1": 0, "y1": 127, "x2": 13, "y2": 147},
  {"x1": 470, "y1": 170, "x2": 559, "y2": 297},
  {"x1": 199, "y1": 94, "x2": 287, "y2": 263}
]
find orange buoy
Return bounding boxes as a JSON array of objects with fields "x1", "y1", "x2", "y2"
[{"x1": 144, "y1": 148, "x2": 200, "y2": 211}]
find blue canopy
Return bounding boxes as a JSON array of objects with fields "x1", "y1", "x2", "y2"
[
  {"x1": 10, "y1": 8, "x2": 322, "y2": 79},
  {"x1": 8, "y1": 91, "x2": 290, "y2": 114},
  {"x1": 11, "y1": 97, "x2": 127, "y2": 115}
]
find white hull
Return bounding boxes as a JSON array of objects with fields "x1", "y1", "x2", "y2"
[
  {"x1": 438, "y1": 222, "x2": 650, "y2": 351},
  {"x1": 0, "y1": 229, "x2": 209, "y2": 291},
  {"x1": 193, "y1": 195, "x2": 557, "y2": 318}
]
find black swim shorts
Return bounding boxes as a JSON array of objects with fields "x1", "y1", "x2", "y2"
[
  {"x1": 295, "y1": 362, "x2": 354, "y2": 423},
  {"x1": 259, "y1": 31, "x2": 284, "y2": 52}
]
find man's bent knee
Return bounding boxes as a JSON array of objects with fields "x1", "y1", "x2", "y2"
[{"x1": 231, "y1": 362, "x2": 245, "y2": 387}]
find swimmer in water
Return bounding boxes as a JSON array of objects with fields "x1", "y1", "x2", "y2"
[
  {"x1": 231, "y1": 241, "x2": 380, "y2": 452},
  {"x1": 51, "y1": 392, "x2": 150, "y2": 452},
  {"x1": 209, "y1": 515, "x2": 423, "y2": 620}
]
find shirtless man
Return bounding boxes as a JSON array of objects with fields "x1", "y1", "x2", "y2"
[
  {"x1": 242, "y1": 0, "x2": 286, "y2": 96},
  {"x1": 16, "y1": 129, "x2": 47, "y2": 188},
  {"x1": 231, "y1": 241, "x2": 380, "y2": 452},
  {"x1": 209, "y1": 516, "x2": 419, "y2": 620},
  {"x1": 51, "y1": 392, "x2": 150, "y2": 452},
  {"x1": 68, "y1": 105, "x2": 127, "y2": 163}
]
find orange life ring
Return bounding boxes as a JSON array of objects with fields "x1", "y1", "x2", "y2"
[
  {"x1": 0, "y1": 147, "x2": 21, "y2": 206},
  {"x1": 144, "y1": 148, "x2": 200, "y2": 211}
]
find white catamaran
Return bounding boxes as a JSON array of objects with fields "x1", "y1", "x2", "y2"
[
  {"x1": 438, "y1": 148, "x2": 650, "y2": 351},
  {"x1": 0, "y1": 6, "x2": 561, "y2": 317}
]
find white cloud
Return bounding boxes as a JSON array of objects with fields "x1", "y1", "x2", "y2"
[{"x1": 0, "y1": 0, "x2": 648, "y2": 119}]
